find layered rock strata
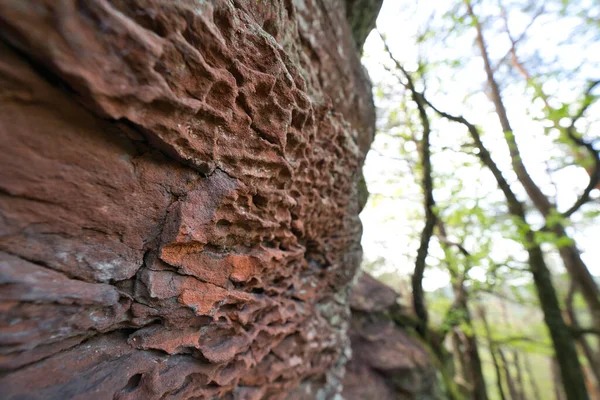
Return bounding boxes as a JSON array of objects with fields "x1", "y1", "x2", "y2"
[{"x1": 0, "y1": 0, "x2": 382, "y2": 398}]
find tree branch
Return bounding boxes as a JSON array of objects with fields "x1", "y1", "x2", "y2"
[
  {"x1": 379, "y1": 31, "x2": 437, "y2": 339},
  {"x1": 499, "y1": 7, "x2": 600, "y2": 217},
  {"x1": 493, "y1": 3, "x2": 545, "y2": 75},
  {"x1": 561, "y1": 79, "x2": 600, "y2": 217},
  {"x1": 492, "y1": 335, "x2": 550, "y2": 347},
  {"x1": 420, "y1": 96, "x2": 526, "y2": 219}
]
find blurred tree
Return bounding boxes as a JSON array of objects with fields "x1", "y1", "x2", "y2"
[{"x1": 364, "y1": 0, "x2": 600, "y2": 398}]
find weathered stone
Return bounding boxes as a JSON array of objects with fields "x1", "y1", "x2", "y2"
[
  {"x1": 346, "y1": 0, "x2": 385, "y2": 51},
  {"x1": 350, "y1": 272, "x2": 398, "y2": 313},
  {"x1": 0, "y1": 0, "x2": 380, "y2": 398},
  {"x1": 344, "y1": 274, "x2": 443, "y2": 400}
]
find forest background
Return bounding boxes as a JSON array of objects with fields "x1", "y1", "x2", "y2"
[{"x1": 359, "y1": 0, "x2": 600, "y2": 399}]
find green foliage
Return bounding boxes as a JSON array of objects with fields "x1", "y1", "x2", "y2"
[
  {"x1": 362, "y1": 0, "x2": 600, "y2": 397},
  {"x1": 533, "y1": 230, "x2": 575, "y2": 248}
]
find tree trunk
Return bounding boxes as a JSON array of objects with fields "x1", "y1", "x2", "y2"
[
  {"x1": 462, "y1": 302, "x2": 489, "y2": 400},
  {"x1": 498, "y1": 347, "x2": 519, "y2": 400},
  {"x1": 426, "y1": 91, "x2": 590, "y2": 400},
  {"x1": 437, "y1": 221, "x2": 488, "y2": 400},
  {"x1": 452, "y1": 328, "x2": 469, "y2": 385},
  {"x1": 452, "y1": 328, "x2": 473, "y2": 398},
  {"x1": 524, "y1": 353, "x2": 543, "y2": 400},
  {"x1": 513, "y1": 351, "x2": 526, "y2": 400},
  {"x1": 554, "y1": 357, "x2": 567, "y2": 400},
  {"x1": 410, "y1": 69, "x2": 437, "y2": 339},
  {"x1": 557, "y1": 239, "x2": 600, "y2": 332},
  {"x1": 380, "y1": 32, "x2": 437, "y2": 339},
  {"x1": 500, "y1": 300, "x2": 525, "y2": 400},
  {"x1": 479, "y1": 305, "x2": 508, "y2": 400},
  {"x1": 466, "y1": 0, "x2": 600, "y2": 333},
  {"x1": 566, "y1": 282, "x2": 600, "y2": 391},
  {"x1": 453, "y1": 3, "x2": 592, "y2": 399},
  {"x1": 527, "y1": 244, "x2": 590, "y2": 400},
  {"x1": 383, "y1": 6, "x2": 589, "y2": 395}
]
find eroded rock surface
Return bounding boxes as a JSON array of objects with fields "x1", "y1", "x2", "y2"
[
  {"x1": 344, "y1": 274, "x2": 443, "y2": 400},
  {"x1": 0, "y1": 0, "x2": 381, "y2": 398}
]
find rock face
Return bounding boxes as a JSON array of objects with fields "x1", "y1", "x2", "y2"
[
  {"x1": 0, "y1": 0, "x2": 383, "y2": 399},
  {"x1": 344, "y1": 274, "x2": 443, "y2": 400}
]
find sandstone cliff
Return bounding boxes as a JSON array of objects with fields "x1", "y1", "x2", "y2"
[
  {"x1": 344, "y1": 273, "x2": 443, "y2": 400},
  {"x1": 0, "y1": 1, "x2": 441, "y2": 399}
]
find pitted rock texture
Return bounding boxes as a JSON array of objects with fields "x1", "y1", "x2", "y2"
[
  {"x1": 343, "y1": 274, "x2": 443, "y2": 400},
  {"x1": 0, "y1": 0, "x2": 378, "y2": 399}
]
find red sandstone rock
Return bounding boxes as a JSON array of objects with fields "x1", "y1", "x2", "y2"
[
  {"x1": 350, "y1": 271, "x2": 398, "y2": 313},
  {"x1": 0, "y1": 0, "x2": 384, "y2": 398},
  {"x1": 343, "y1": 274, "x2": 442, "y2": 400}
]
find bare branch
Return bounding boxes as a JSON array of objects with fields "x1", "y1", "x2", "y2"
[
  {"x1": 420, "y1": 96, "x2": 527, "y2": 219},
  {"x1": 492, "y1": 3, "x2": 545, "y2": 75},
  {"x1": 436, "y1": 221, "x2": 471, "y2": 258},
  {"x1": 492, "y1": 335, "x2": 550, "y2": 347},
  {"x1": 498, "y1": 6, "x2": 600, "y2": 218},
  {"x1": 561, "y1": 80, "x2": 600, "y2": 217},
  {"x1": 478, "y1": 288, "x2": 539, "y2": 308},
  {"x1": 570, "y1": 326, "x2": 600, "y2": 338}
]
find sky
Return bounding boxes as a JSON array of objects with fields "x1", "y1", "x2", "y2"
[{"x1": 359, "y1": 0, "x2": 600, "y2": 291}]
